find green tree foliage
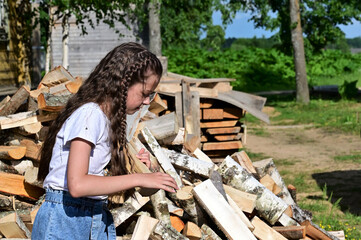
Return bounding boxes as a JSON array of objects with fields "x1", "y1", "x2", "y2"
[
  {"x1": 220, "y1": 0, "x2": 361, "y2": 53},
  {"x1": 201, "y1": 25, "x2": 225, "y2": 50}
]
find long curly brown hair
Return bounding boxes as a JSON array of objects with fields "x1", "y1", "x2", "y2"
[{"x1": 38, "y1": 42, "x2": 162, "y2": 181}]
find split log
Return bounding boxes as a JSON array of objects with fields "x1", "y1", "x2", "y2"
[
  {"x1": 277, "y1": 212, "x2": 299, "y2": 226},
  {"x1": 37, "y1": 92, "x2": 72, "y2": 112},
  {"x1": 165, "y1": 198, "x2": 184, "y2": 217},
  {"x1": 9, "y1": 160, "x2": 33, "y2": 175},
  {"x1": 253, "y1": 158, "x2": 296, "y2": 205},
  {"x1": 0, "y1": 111, "x2": 58, "y2": 130},
  {"x1": 200, "y1": 224, "x2": 222, "y2": 240},
  {"x1": 217, "y1": 156, "x2": 288, "y2": 225},
  {"x1": 38, "y1": 65, "x2": 75, "y2": 88},
  {"x1": 173, "y1": 186, "x2": 205, "y2": 225},
  {"x1": 226, "y1": 193, "x2": 254, "y2": 231},
  {"x1": 0, "y1": 194, "x2": 34, "y2": 211},
  {"x1": 0, "y1": 212, "x2": 31, "y2": 238},
  {"x1": 192, "y1": 148, "x2": 213, "y2": 164},
  {"x1": 301, "y1": 220, "x2": 339, "y2": 240},
  {"x1": 182, "y1": 221, "x2": 202, "y2": 240},
  {"x1": 251, "y1": 216, "x2": 287, "y2": 240},
  {"x1": 288, "y1": 184, "x2": 297, "y2": 203},
  {"x1": 328, "y1": 231, "x2": 345, "y2": 240},
  {"x1": 131, "y1": 215, "x2": 159, "y2": 240},
  {"x1": 138, "y1": 112, "x2": 179, "y2": 141},
  {"x1": 24, "y1": 167, "x2": 43, "y2": 188},
  {"x1": 192, "y1": 179, "x2": 257, "y2": 240},
  {"x1": 128, "y1": 137, "x2": 160, "y2": 173},
  {"x1": 170, "y1": 215, "x2": 184, "y2": 232},
  {"x1": 0, "y1": 172, "x2": 44, "y2": 200},
  {"x1": 163, "y1": 148, "x2": 215, "y2": 178},
  {"x1": 13, "y1": 122, "x2": 42, "y2": 136},
  {"x1": 36, "y1": 126, "x2": 49, "y2": 142},
  {"x1": 152, "y1": 220, "x2": 189, "y2": 240},
  {"x1": 223, "y1": 185, "x2": 256, "y2": 214},
  {"x1": 272, "y1": 226, "x2": 306, "y2": 239},
  {"x1": 0, "y1": 160, "x2": 18, "y2": 174},
  {"x1": 20, "y1": 139, "x2": 42, "y2": 162},
  {"x1": 0, "y1": 86, "x2": 30, "y2": 116},
  {"x1": 110, "y1": 191, "x2": 150, "y2": 227},
  {"x1": 231, "y1": 151, "x2": 258, "y2": 177},
  {"x1": 141, "y1": 127, "x2": 183, "y2": 188},
  {"x1": 150, "y1": 190, "x2": 171, "y2": 225},
  {"x1": 0, "y1": 146, "x2": 26, "y2": 160},
  {"x1": 209, "y1": 168, "x2": 227, "y2": 202},
  {"x1": 27, "y1": 95, "x2": 38, "y2": 112},
  {"x1": 160, "y1": 127, "x2": 185, "y2": 146},
  {"x1": 0, "y1": 96, "x2": 11, "y2": 111},
  {"x1": 260, "y1": 174, "x2": 282, "y2": 195},
  {"x1": 148, "y1": 93, "x2": 167, "y2": 114}
]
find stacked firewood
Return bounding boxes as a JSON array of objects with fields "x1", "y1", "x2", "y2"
[{"x1": 0, "y1": 67, "x2": 344, "y2": 239}]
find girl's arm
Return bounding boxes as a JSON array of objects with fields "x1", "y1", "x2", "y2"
[{"x1": 67, "y1": 138, "x2": 179, "y2": 198}]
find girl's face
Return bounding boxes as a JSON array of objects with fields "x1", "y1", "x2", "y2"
[{"x1": 126, "y1": 70, "x2": 160, "y2": 114}]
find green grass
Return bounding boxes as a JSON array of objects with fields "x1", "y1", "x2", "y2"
[
  {"x1": 334, "y1": 153, "x2": 361, "y2": 164},
  {"x1": 310, "y1": 70, "x2": 361, "y2": 87}
]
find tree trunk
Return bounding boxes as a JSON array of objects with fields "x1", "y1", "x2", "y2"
[
  {"x1": 148, "y1": 0, "x2": 162, "y2": 56},
  {"x1": 45, "y1": 7, "x2": 54, "y2": 74},
  {"x1": 62, "y1": 13, "x2": 70, "y2": 70},
  {"x1": 290, "y1": 0, "x2": 309, "y2": 104}
]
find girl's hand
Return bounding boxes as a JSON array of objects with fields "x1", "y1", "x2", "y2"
[
  {"x1": 136, "y1": 148, "x2": 151, "y2": 169},
  {"x1": 139, "y1": 172, "x2": 179, "y2": 193}
]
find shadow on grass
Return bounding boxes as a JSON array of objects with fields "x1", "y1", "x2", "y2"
[{"x1": 312, "y1": 170, "x2": 361, "y2": 215}]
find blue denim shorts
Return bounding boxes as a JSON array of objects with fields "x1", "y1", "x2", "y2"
[{"x1": 31, "y1": 189, "x2": 116, "y2": 240}]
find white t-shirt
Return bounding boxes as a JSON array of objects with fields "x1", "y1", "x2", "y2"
[{"x1": 43, "y1": 102, "x2": 111, "y2": 199}]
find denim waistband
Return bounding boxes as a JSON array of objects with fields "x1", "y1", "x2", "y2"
[{"x1": 45, "y1": 188, "x2": 108, "y2": 208}]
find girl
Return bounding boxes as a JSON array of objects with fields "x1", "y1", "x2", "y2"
[{"x1": 32, "y1": 42, "x2": 179, "y2": 240}]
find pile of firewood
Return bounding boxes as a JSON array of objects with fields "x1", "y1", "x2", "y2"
[{"x1": 0, "y1": 66, "x2": 345, "y2": 239}]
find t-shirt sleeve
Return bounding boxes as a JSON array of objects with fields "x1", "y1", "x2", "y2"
[{"x1": 62, "y1": 105, "x2": 107, "y2": 147}]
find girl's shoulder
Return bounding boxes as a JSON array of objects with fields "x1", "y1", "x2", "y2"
[{"x1": 71, "y1": 102, "x2": 107, "y2": 120}]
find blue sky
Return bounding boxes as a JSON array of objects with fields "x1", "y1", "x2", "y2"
[{"x1": 213, "y1": 11, "x2": 361, "y2": 39}]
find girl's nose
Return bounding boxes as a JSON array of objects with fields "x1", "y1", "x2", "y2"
[{"x1": 143, "y1": 96, "x2": 151, "y2": 105}]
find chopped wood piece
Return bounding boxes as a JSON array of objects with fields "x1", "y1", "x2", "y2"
[
  {"x1": 9, "y1": 160, "x2": 33, "y2": 175},
  {"x1": 288, "y1": 184, "x2": 297, "y2": 203},
  {"x1": 138, "y1": 112, "x2": 179, "y2": 141},
  {"x1": 0, "y1": 172, "x2": 44, "y2": 200},
  {"x1": 141, "y1": 127, "x2": 183, "y2": 188},
  {"x1": 301, "y1": 220, "x2": 339, "y2": 240},
  {"x1": 0, "y1": 160, "x2": 18, "y2": 174},
  {"x1": 149, "y1": 93, "x2": 167, "y2": 114},
  {"x1": 24, "y1": 167, "x2": 42, "y2": 188},
  {"x1": 37, "y1": 92, "x2": 72, "y2": 112},
  {"x1": 0, "y1": 111, "x2": 58, "y2": 130},
  {"x1": 152, "y1": 220, "x2": 189, "y2": 240},
  {"x1": 253, "y1": 158, "x2": 296, "y2": 205},
  {"x1": 200, "y1": 224, "x2": 222, "y2": 240},
  {"x1": 192, "y1": 148, "x2": 214, "y2": 164},
  {"x1": 150, "y1": 190, "x2": 171, "y2": 225},
  {"x1": 223, "y1": 185, "x2": 256, "y2": 214},
  {"x1": 277, "y1": 212, "x2": 299, "y2": 226},
  {"x1": 192, "y1": 180, "x2": 256, "y2": 240},
  {"x1": 0, "y1": 146, "x2": 26, "y2": 160},
  {"x1": 65, "y1": 76, "x2": 83, "y2": 93},
  {"x1": 170, "y1": 215, "x2": 184, "y2": 232},
  {"x1": 206, "y1": 126, "x2": 241, "y2": 135},
  {"x1": 260, "y1": 174, "x2": 282, "y2": 195},
  {"x1": 202, "y1": 141, "x2": 242, "y2": 151},
  {"x1": 328, "y1": 230, "x2": 345, "y2": 240},
  {"x1": 272, "y1": 226, "x2": 306, "y2": 239},
  {"x1": 14, "y1": 122, "x2": 42, "y2": 136},
  {"x1": 131, "y1": 215, "x2": 159, "y2": 240},
  {"x1": 0, "y1": 194, "x2": 34, "y2": 211},
  {"x1": 0, "y1": 96, "x2": 11, "y2": 111},
  {"x1": 0, "y1": 212, "x2": 31, "y2": 238},
  {"x1": 0, "y1": 86, "x2": 30, "y2": 116},
  {"x1": 231, "y1": 151, "x2": 258, "y2": 177},
  {"x1": 163, "y1": 148, "x2": 215, "y2": 177},
  {"x1": 182, "y1": 221, "x2": 202, "y2": 239},
  {"x1": 251, "y1": 216, "x2": 287, "y2": 240},
  {"x1": 20, "y1": 139, "x2": 42, "y2": 162},
  {"x1": 226, "y1": 193, "x2": 254, "y2": 231},
  {"x1": 39, "y1": 65, "x2": 75, "y2": 88},
  {"x1": 184, "y1": 134, "x2": 201, "y2": 153},
  {"x1": 111, "y1": 191, "x2": 150, "y2": 227},
  {"x1": 200, "y1": 120, "x2": 237, "y2": 128},
  {"x1": 217, "y1": 156, "x2": 288, "y2": 225}
]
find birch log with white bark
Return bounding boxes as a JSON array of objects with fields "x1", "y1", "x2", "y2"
[
  {"x1": 217, "y1": 156, "x2": 288, "y2": 225},
  {"x1": 162, "y1": 148, "x2": 215, "y2": 177},
  {"x1": 200, "y1": 224, "x2": 222, "y2": 240},
  {"x1": 150, "y1": 190, "x2": 171, "y2": 225},
  {"x1": 152, "y1": 220, "x2": 189, "y2": 240},
  {"x1": 253, "y1": 158, "x2": 295, "y2": 206},
  {"x1": 141, "y1": 127, "x2": 183, "y2": 188}
]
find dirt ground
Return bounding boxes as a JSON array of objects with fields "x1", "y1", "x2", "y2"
[{"x1": 244, "y1": 118, "x2": 361, "y2": 215}]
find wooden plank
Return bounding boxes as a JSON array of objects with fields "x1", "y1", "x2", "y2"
[
  {"x1": 198, "y1": 82, "x2": 233, "y2": 91},
  {"x1": 202, "y1": 141, "x2": 242, "y2": 151},
  {"x1": 213, "y1": 134, "x2": 240, "y2": 141},
  {"x1": 0, "y1": 86, "x2": 30, "y2": 116},
  {"x1": 157, "y1": 84, "x2": 218, "y2": 98},
  {"x1": 0, "y1": 172, "x2": 44, "y2": 200},
  {"x1": 223, "y1": 185, "x2": 257, "y2": 214},
  {"x1": 223, "y1": 108, "x2": 244, "y2": 119},
  {"x1": 272, "y1": 226, "x2": 306, "y2": 239},
  {"x1": 0, "y1": 146, "x2": 26, "y2": 160},
  {"x1": 202, "y1": 109, "x2": 223, "y2": 120},
  {"x1": 200, "y1": 120, "x2": 238, "y2": 128},
  {"x1": 206, "y1": 126, "x2": 241, "y2": 135},
  {"x1": 166, "y1": 72, "x2": 236, "y2": 83},
  {"x1": 192, "y1": 180, "x2": 256, "y2": 240},
  {"x1": 251, "y1": 216, "x2": 287, "y2": 240},
  {"x1": 199, "y1": 99, "x2": 214, "y2": 108},
  {"x1": 0, "y1": 111, "x2": 58, "y2": 130},
  {"x1": 226, "y1": 193, "x2": 255, "y2": 231},
  {"x1": 131, "y1": 215, "x2": 159, "y2": 240},
  {"x1": 175, "y1": 92, "x2": 183, "y2": 128}
]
